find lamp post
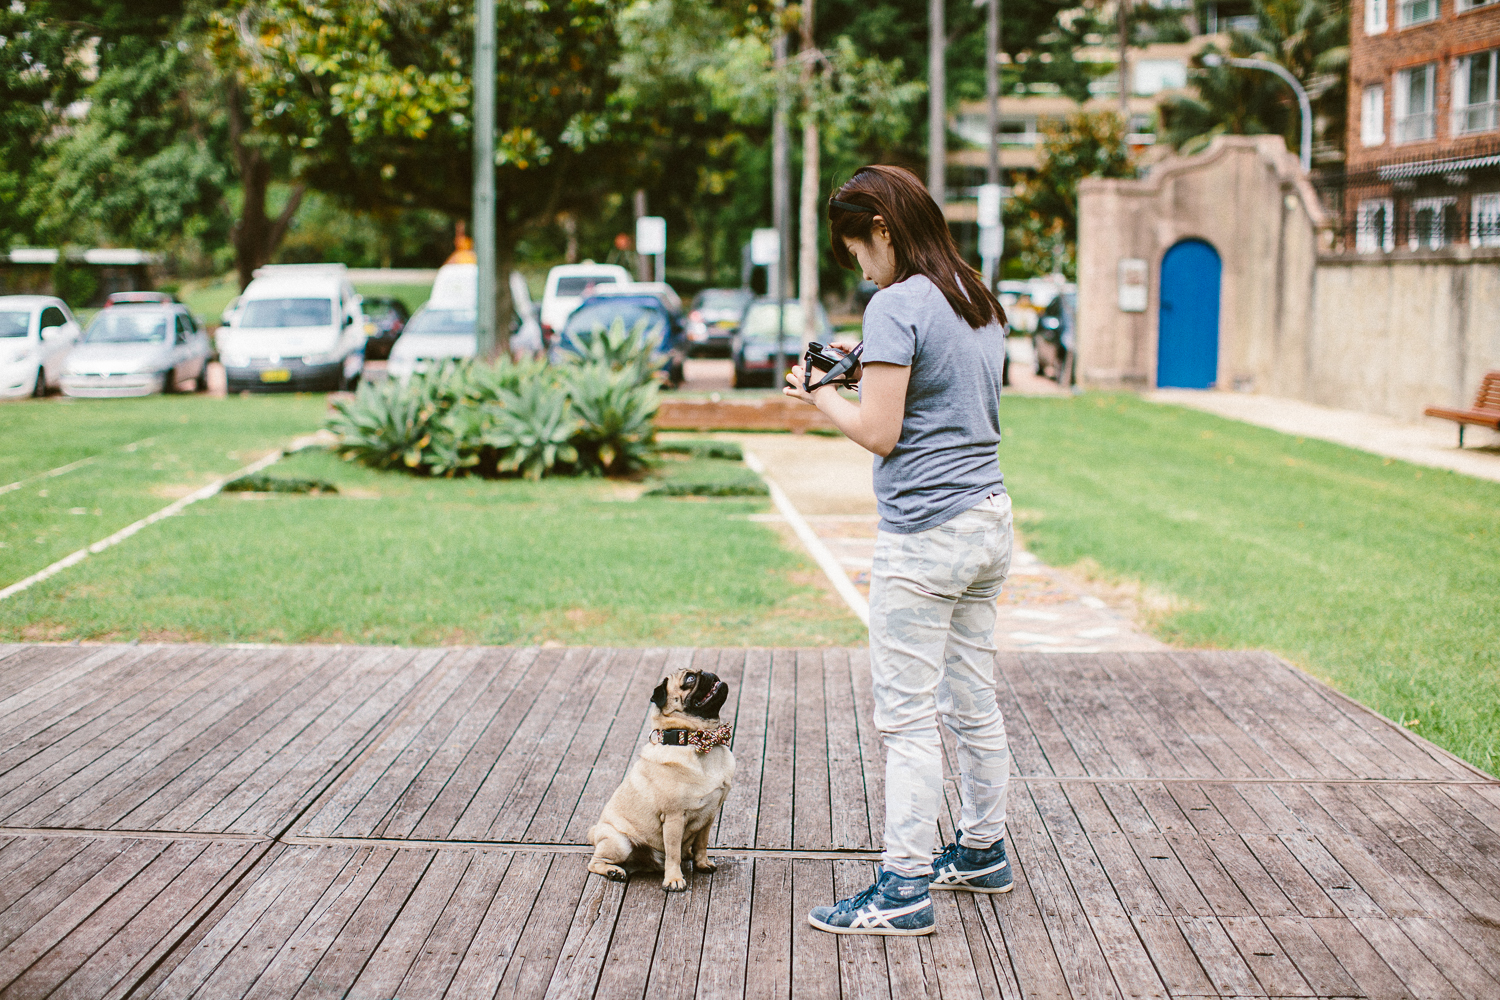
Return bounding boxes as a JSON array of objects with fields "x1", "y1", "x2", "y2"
[
  {"x1": 472, "y1": 0, "x2": 496, "y2": 357},
  {"x1": 1203, "y1": 53, "x2": 1312, "y2": 173}
]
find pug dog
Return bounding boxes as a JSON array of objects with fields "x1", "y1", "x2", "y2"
[{"x1": 588, "y1": 668, "x2": 734, "y2": 891}]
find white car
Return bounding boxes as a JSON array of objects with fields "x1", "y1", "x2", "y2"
[
  {"x1": 387, "y1": 266, "x2": 543, "y2": 379},
  {"x1": 539, "y1": 262, "x2": 631, "y2": 342},
  {"x1": 217, "y1": 264, "x2": 365, "y2": 392},
  {"x1": 0, "y1": 295, "x2": 81, "y2": 398},
  {"x1": 61, "y1": 303, "x2": 212, "y2": 397}
]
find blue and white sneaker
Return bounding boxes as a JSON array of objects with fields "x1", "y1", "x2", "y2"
[
  {"x1": 930, "y1": 835, "x2": 1014, "y2": 893},
  {"x1": 807, "y1": 869, "x2": 935, "y2": 936}
]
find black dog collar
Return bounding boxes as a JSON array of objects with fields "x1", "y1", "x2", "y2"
[{"x1": 651, "y1": 725, "x2": 733, "y2": 752}]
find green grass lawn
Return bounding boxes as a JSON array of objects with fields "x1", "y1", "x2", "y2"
[
  {"x1": 998, "y1": 393, "x2": 1499, "y2": 774},
  {"x1": 0, "y1": 395, "x2": 861, "y2": 648}
]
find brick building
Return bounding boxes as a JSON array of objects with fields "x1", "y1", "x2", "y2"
[{"x1": 1343, "y1": 0, "x2": 1500, "y2": 250}]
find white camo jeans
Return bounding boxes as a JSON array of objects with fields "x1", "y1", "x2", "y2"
[{"x1": 868, "y1": 493, "x2": 1013, "y2": 877}]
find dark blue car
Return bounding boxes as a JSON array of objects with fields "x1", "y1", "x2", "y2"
[{"x1": 553, "y1": 284, "x2": 687, "y2": 387}]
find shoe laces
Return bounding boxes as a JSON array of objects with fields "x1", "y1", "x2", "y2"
[
  {"x1": 932, "y1": 841, "x2": 963, "y2": 871},
  {"x1": 836, "y1": 880, "x2": 882, "y2": 913}
]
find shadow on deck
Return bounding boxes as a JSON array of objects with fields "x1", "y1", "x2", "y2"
[{"x1": 0, "y1": 644, "x2": 1496, "y2": 998}]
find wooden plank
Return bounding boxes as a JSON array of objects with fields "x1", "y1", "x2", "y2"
[
  {"x1": 1367, "y1": 784, "x2": 1500, "y2": 917},
  {"x1": 829, "y1": 860, "x2": 891, "y2": 1000},
  {"x1": 943, "y1": 890, "x2": 1015, "y2": 1000},
  {"x1": 345, "y1": 848, "x2": 471, "y2": 999},
  {"x1": 1094, "y1": 654, "x2": 1221, "y2": 778},
  {"x1": 792, "y1": 650, "x2": 832, "y2": 851},
  {"x1": 442, "y1": 851, "x2": 569, "y2": 1000},
  {"x1": 396, "y1": 849, "x2": 514, "y2": 998},
  {"x1": 1093, "y1": 784, "x2": 1214, "y2": 918},
  {"x1": 0, "y1": 646, "x2": 120, "y2": 710},
  {"x1": 524, "y1": 648, "x2": 649, "y2": 844},
  {"x1": 1394, "y1": 916, "x2": 1500, "y2": 999},
  {"x1": 298, "y1": 646, "x2": 493, "y2": 837},
  {"x1": 788, "y1": 859, "x2": 840, "y2": 1000},
  {"x1": 1014, "y1": 652, "x2": 1120, "y2": 777},
  {"x1": 695, "y1": 857, "x2": 752, "y2": 1000},
  {"x1": 645, "y1": 864, "x2": 715, "y2": 999},
  {"x1": 744, "y1": 858, "x2": 791, "y2": 1000},
  {"x1": 564, "y1": 648, "x2": 673, "y2": 846},
  {"x1": 489, "y1": 854, "x2": 593, "y2": 1000},
  {"x1": 0, "y1": 645, "x2": 165, "y2": 758},
  {"x1": 0, "y1": 838, "x2": 92, "y2": 917},
  {"x1": 1347, "y1": 916, "x2": 1464, "y2": 999},
  {"x1": 821, "y1": 649, "x2": 872, "y2": 852},
  {"x1": 756, "y1": 650, "x2": 797, "y2": 850},
  {"x1": 50, "y1": 841, "x2": 263, "y2": 1000},
  {"x1": 1219, "y1": 914, "x2": 1315, "y2": 997},
  {"x1": 0, "y1": 839, "x2": 134, "y2": 952},
  {"x1": 923, "y1": 872, "x2": 990, "y2": 1000},
  {"x1": 847, "y1": 647, "x2": 886, "y2": 855},
  {"x1": 1261, "y1": 915, "x2": 1363, "y2": 998},
  {"x1": 80, "y1": 647, "x2": 351, "y2": 831},
  {"x1": 990, "y1": 654, "x2": 1056, "y2": 778},
  {"x1": 457, "y1": 647, "x2": 608, "y2": 840},
  {"x1": 1128, "y1": 915, "x2": 1216, "y2": 997},
  {"x1": 542, "y1": 868, "x2": 627, "y2": 1000},
  {"x1": 969, "y1": 843, "x2": 1070, "y2": 997},
  {"x1": 1113, "y1": 652, "x2": 1270, "y2": 780},
  {"x1": 1175, "y1": 915, "x2": 1265, "y2": 997}
]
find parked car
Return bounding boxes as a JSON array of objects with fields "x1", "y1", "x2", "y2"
[
  {"x1": 684, "y1": 287, "x2": 752, "y2": 358},
  {"x1": 555, "y1": 282, "x2": 686, "y2": 387},
  {"x1": 0, "y1": 295, "x2": 82, "y2": 398},
  {"x1": 539, "y1": 262, "x2": 631, "y2": 344},
  {"x1": 731, "y1": 298, "x2": 832, "y2": 388},
  {"x1": 1032, "y1": 287, "x2": 1077, "y2": 384},
  {"x1": 386, "y1": 265, "x2": 541, "y2": 378},
  {"x1": 104, "y1": 290, "x2": 175, "y2": 307},
  {"x1": 360, "y1": 296, "x2": 409, "y2": 361},
  {"x1": 216, "y1": 264, "x2": 365, "y2": 392},
  {"x1": 61, "y1": 303, "x2": 211, "y2": 397}
]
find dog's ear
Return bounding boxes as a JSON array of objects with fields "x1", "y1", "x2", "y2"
[{"x1": 651, "y1": 678, "x2": 669, "y2": 709}]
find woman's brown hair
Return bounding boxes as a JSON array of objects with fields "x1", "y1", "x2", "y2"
[{"x1": 828, "y1": 164, "x2": 1006, "y2": 331}]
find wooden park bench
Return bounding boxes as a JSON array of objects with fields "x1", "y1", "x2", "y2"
[{"x1": 1425, "y1": 370, "x2": 1500, "y2": 447}]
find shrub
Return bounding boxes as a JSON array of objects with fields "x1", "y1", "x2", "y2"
[{"x1": 566, "y1": 363, "x2": 659, "y2": 476}]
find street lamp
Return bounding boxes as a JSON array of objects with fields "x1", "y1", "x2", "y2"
[{"x1": 1201, "y1": 53, "x2": 1312, "y2": 174}]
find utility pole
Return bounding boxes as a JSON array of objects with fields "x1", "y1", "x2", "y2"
[
  {"x1": 928, "y1": 0, "x2": 946, "y2": 204},
  {"x1": 798, "y1": 0, "x2": 819, "y2": 337},
  {"x1": 979, "y1": 0, "x2": 1002, "y2": 288},
  {"x1": 1117, "y1": 0, "x2": 1130, "y2": 119},
  {"x1": 472, "y1": 0, "x2": 496, "y2": 358},
  {"x1": 632, "y1": 190, "x2": 650, "y2": 282},
  {"x1": 772, "y1": 0, "x2": 791, "y2": 383}
]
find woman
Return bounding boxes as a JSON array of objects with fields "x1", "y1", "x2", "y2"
[{"x1": 785, "y1": 165, "x2": 1014, "y2": 937}]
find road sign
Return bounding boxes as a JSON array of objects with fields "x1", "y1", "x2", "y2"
[
  {"x1": 977, "y1": 183, "x2": 1002, "y2": 229},
  {"x1": 636, "y1": 216, "x2": 666, "y2": 256},
  {"x1": 750, "y1": 228, "x2": 780, "y2": 266}
]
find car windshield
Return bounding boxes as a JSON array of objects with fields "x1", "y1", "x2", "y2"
[
  {"x1": 741, "y1": 303, "x2": 807, "y2": 340},
  {"x1": 698, "y1": 290, "x2": 749, "y2": 312},
  {"x1": 238, "y1": 298, "x2": 334, "y2": 328},
  {"x1": 554, "y1": 275, "x2": 618, "y2": 297},
  {"x1": 404, "y1": 308, "x2": 475, "y2": 335},
  {"x1": 564, "y1": 301, "x2": 665, "y2": 340},
  {"x1": 0, "y1": 311, "x2": 30, "y2": 338},
  {"x1": 83, "y1": 310, "x2": 169, "y2": 344}
]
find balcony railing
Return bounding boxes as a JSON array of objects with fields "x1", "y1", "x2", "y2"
[
  {"x1": 1454, "y1": 102, "x2": 1500, "y2": 136},
  {"x1": 1394, "y1": 111, "x2": 1437, "y2": 144}
]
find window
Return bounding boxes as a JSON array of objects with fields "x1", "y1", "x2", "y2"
[
  {"x1": 1356, "y1": 199, "x2": 1395, "y2": 252},
  {"x1": 1410, "y1": 196, "x2": 1458, "y2": 248},
  {"x1": 1453, "y1": 50, "x2": 1499, "y2": 135},
  {"x1": 1397, "y1": 0, "x2": 1437, "y2": 25},
  {"x1": 1394, "y1": 64, "x2": 1437, "y2": 143},
  {"x1": 1366, "y1": 0, "x2": 1388, "y2": 32},
  {"x1": 1361, "y1": 85, "x2": 1386, "y2": 145},
  {"x1": 1457, "y1": 0, "x2": 1497, "y2": 11},
  {"x1": 1474, "y1": 193, "x2": 1500, "y2": 247},
  {"x1": 39, "y1": 307, "x2": 66, "y2": 331}
]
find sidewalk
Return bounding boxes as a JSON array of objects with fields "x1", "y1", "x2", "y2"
[
  {"x1": 723, "y1": 433, "x2": 1167, "y2": 654},
  {"x1": 1148, "y1": 388, "x2": 1500, "y2": 483}
]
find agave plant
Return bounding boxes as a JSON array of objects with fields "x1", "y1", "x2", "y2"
[
  {"x1": 566, "y1": 363, "x2": 660, "y2": 476},
  {"x1": 327, "y1": 375, "x2": 439, "y2": 470},
  {"x1": 567, "y1": 317, "x2": 662, "y2": 386},
  {"x1": 483, "y1": 379, "x2": 581, "y2": 480}
]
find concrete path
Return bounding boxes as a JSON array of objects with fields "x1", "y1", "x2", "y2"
[
  {"x1": 1149, "y1": 388, "x2": 1500, "y2": 483},
  {"x1": 722, "y1": 433, "x2": 1167, "y2": 654}
]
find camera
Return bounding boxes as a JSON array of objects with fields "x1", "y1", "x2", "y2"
[{"x1": 802, "y1": 341, "x2": 864, "y2": 392}]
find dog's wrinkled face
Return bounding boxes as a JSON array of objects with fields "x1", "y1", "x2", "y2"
[{"x1": 651, "y1": 669, "x2": 729, "y2": 725}]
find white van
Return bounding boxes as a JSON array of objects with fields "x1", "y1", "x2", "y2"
[
  {"x1": 217, "y1": 264, "x2": 365, "y2": 391},
  {"x1": 539, "y1": 262, "x2": 631, "y2": 341}
]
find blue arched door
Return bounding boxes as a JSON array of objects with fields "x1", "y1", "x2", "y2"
[{"x1": 1157, "y1": 239, "x2": 1221, "y2": 389}]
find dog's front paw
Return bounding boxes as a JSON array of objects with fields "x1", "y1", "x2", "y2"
[
  {"x1": 694, "y1": 858, "x2": 718, "y2": 873},
  {"x1": 589, "y1": 861, "x2": 629, "y2": 882},
  {"x1": 662, "y1": 875, "x2": 688, "y2": 892}
]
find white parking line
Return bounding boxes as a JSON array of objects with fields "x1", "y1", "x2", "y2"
[
  {"x1": 0, "y1": 437, "x2": 156, "y2": 496},
  {"x1": 0, "y1": 448, "x2": 284, "y2": 602},
  {"x1": 742, "y1": 447, "x2": 870, "y2": 627}
]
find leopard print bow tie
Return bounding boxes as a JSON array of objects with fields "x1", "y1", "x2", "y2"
[{"x1": 651, "y1": 724, "x2": 733, "y2": 753}]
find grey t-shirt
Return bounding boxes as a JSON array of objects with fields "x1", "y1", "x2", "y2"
[{"x1": 861, "y1": 274, "x2": 1007, "y2": 534}]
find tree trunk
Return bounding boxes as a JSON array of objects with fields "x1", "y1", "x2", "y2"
[
  {"x1": 227, "y1": 83, "x2": 304, "y2": 290},
  {"x1": 798, "y1": 0, "x2": 819, "y2": 328}
]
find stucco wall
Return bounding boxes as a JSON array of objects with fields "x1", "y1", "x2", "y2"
[{"x1": 1076, "y1": 134, "x2": 1500, "y2": 420}]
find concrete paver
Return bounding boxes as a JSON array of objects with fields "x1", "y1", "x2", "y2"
[{"x1": 1149, "y1": 388, "x2": 1500, "y2": 482}]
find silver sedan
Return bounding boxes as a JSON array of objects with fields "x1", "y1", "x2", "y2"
[{"x1": 62, "y1": 304, "x2": 213, "y2": 397}]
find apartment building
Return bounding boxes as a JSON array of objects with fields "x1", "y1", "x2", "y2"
[{"x1": 1345, "y1": 0, "x2": 1500, "y2": 250}]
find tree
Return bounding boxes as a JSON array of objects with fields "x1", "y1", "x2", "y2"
[
  {"x1": 1005, "y1": 111, "x2": 1133, "y2": 278},
  {"x1": 1159, "y1": 0, "x2": 1349, "y2": 164}
]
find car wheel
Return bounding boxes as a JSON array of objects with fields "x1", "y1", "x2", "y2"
[
  {"x1": 1002, "y1": 352, "x2": 1010, "y2": 387},
  {"x1": 339, "y1": 369, "x2": 360, "y2": 392},
  {"x1": 30, "y1": 367, "x2": 45, "y2": 398},
  {"x1": 159, "y1": 370, "x2": 174, "y2": 394},
  {"x1": 195, "y1": 365, "x2": 209, "y2": 393}
]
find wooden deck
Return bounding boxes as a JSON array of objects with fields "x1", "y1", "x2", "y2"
[{"x1": 0, "y1": 643, "x2": 1496, "y2": 999}]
